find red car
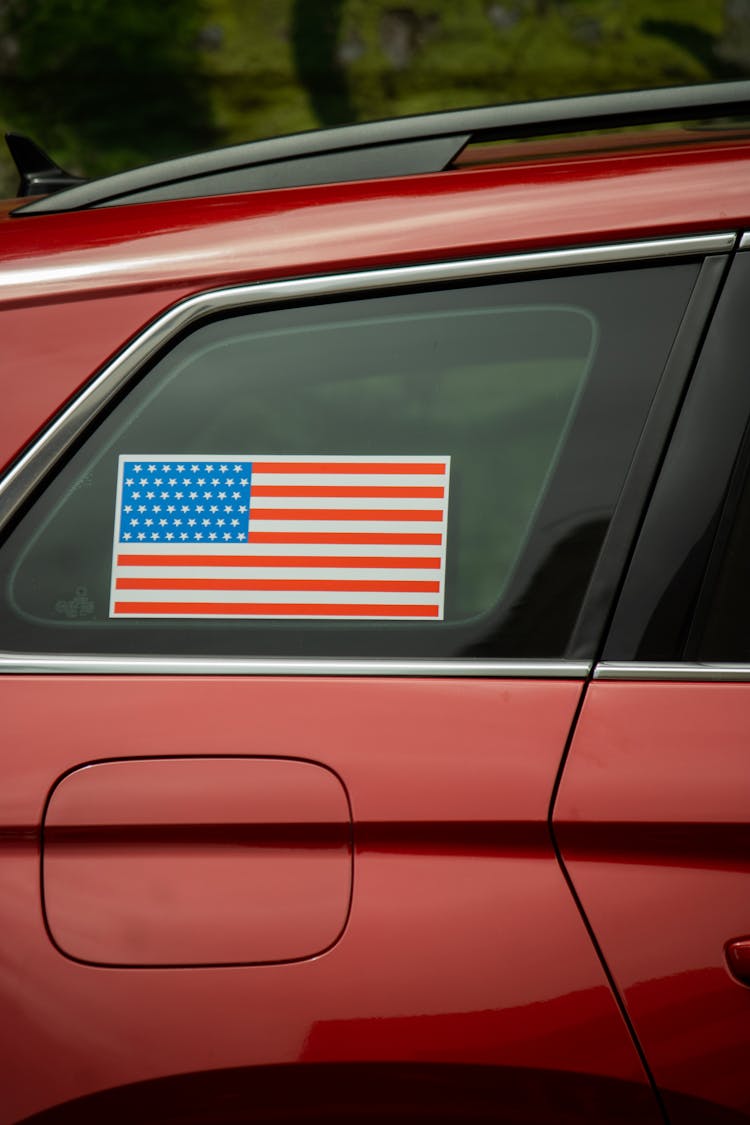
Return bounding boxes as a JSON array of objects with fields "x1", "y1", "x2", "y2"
[{"x1": 1, "y1": 82, "x2": 750, "y2": 1124}]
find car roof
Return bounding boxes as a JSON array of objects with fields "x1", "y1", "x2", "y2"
[{"x1": 1, "y1": 132, "x2": 750, "y2": 308}]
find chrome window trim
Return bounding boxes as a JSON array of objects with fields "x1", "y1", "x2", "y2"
[
  {"x1": 738, "y1": 232, "x2": 750, "y2": 249},
  {"x1": 0, "y1": 232, "x2": 735, "y2": 531},
  {"x1": 595, "y1": 661, "x2": 750, "y2": 682},
  {"x1": 0, "y1": 654, "x2": 591, "y2": 678},
  {"x1": 0, "y1": 233, "x2": 734, "y2": 678}
]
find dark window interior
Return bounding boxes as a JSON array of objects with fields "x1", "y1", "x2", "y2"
[{"x1": 0, "y1": 264, "x2": 698, "y2": 658}]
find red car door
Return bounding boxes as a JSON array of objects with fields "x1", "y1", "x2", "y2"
[
  {"x1": 0, "y1": 241, "x2": 717, "y2": 1124},
  {"x1": 555, "y1": 248, "x2": 750, "y2": 1124}
]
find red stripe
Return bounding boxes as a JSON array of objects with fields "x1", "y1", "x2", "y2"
[
  {"x1": 114, "y1": 601, "x2": 440, "y2": 618},
  {"x1": 251, "y1": 485, "x2": 445, "y2": 498},
  {"x1": 117, "y1": 553, "x2": 441, "y2": 569},
  {"x1": 253, "y1": 461, "x2": 446, "y2": 474},
  {"x1": 246, "y1": 532, "x2": 443, "y2": 544},
  {"x1": 117, "y1": 578, "x2": 440, "y2": 593},
  {"x1": 251, "y1": 508, "x2": 443, "y2": 522}
]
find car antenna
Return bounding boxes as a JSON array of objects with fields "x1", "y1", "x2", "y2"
[{"x1": 4, "y1": 133, "x2": 87, "y2": 197}]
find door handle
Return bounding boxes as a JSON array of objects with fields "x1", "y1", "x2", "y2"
[{"x1": 726, "y1": 938, "x2": 750, "y2": 986}]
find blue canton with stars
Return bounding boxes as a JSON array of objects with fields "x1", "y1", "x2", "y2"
[{"x1": 117, "y1": 459, "x2": 252, "y2": 544}]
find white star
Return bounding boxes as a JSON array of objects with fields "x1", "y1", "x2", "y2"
[
  {"x1": 203, "y1": 491, "x2": 212, "y2": 499},
  {"x1": 168, "y1": 479, "x2": 177, "y2": 487},
  {"x1": 146, "y1": 491, "x2": 155, "y2": 500},
  {"x1": 220, "y1": 464, "x2": 228, "y2": 473},
  {"x1": 233, "y1": 464, "x2": 242, "y2": 473},
  {"x1": 137, "y1": 532, "x2": 146, "y2": 540},
  {"x1": 167, "y1": 505, "x2": 175, "y2": 513},
  {"x1": 154, "y1": 478, "x2": 163, "y2": 487},
  {"x1": 174, "y1": 518, "x2": 182, "y2": 526},
  {"x1": 209, "y1": 505, "x2": 218, "y2": 513},
  {"x1": 151, "y1": 532, "x2": 159, "y2": 540},
  {"x1": 148, "y1": 464, "x2": 157, "y2": 473},
  {"x1": 140, "y1": 478, "x2": 148, "y2": 487},
  {"x1": 206, "y1": 464, "x2": 214, "y2": 472},
  {"x1": 223, "y1": 532, "x2": 231, "y2": 540},
  {"x1": 209, "y1": 532, "x2": 217, "y2": 540},
  {"x1": 133, "y1": 464, "x2": 142, "y2": 472},
  {"x1": 181, "y1": 505, "x2": 189, "y2": 513},
  {"x1": 232, "y1": 492, "x2": 240, "y2": 500},
  {"x1": 195, "y1": 532, "x2": 203, "y2": 540},
  {"x1": 138, "y1": 505, "x2": 146, "y2": 513},
  {"x1": 231, "y1": 519, "x2": 239, "y2": 527},
  {"x1": 240, "y1": 478, "x2": 249, "y2": 486},
  {"x1": 125, "y1": 477, "x2": 134, "y2": 486},
  {"x1": 132, "y1": 491, "x2": 140, "y2": 499},
  {"x1": 237, "y1": 532, "x2": 244, "y2": 540},
  {"x1": 175, "y1": 491, "x2": 184, "y2": 499},
  {"x1": 180, "y1": 532, "x2": 188, "y2": 540},
  {"x1": 197, "y1": 478, "x2": 206, "y2": 486},
  {"x1": 226, "y1": 478, "x2": 235, "y2": 487},
  {"x1": 218, "y1": 491, "x2": 226, "y2": 500},
  {"x1": 188, "y1": 518, "x2": 196, "y2": 526},
  {"x1": 123, "y1": 532, "x2": 132, "y2": 540},
  {"x1": 224, "y1": 504, "x2": 233, "y2": 513},
  {"x1": 153, "y1": 505, "x2": 161, "y2": 513},
  {"x1": 196, "y1": 505, "x2": 204, "y2": 513},
  {"x1": 130, "y1": 517, "x2": 139, "y2": 526},
  {"x1": 166, "y1": 532, "x2": 174, "y2": 540},
  {"x1": 189, "y1": 492, "x2": 198, "y2": 500},
  {"x1": 216, "y1": 518, "x2": 225, "y2": 527},
  {"x1": 211, "y1": 478, "x2": 220, "y2": 487},
  {"x1": 202, "y1": 518, "x2": 210, "y2": 526},
  {"x1": 190, "y1": 464, "x2": 199, "y2": 473},
  {"x1": 145, "y1": 518, "x2": 153, "y2": 526},
  {"x1": 124, "y1": 504, "x2": 132, "y2": 513},
  {"x1": 161, "y1": 491, "x2": 169, "y2": 499},
  {"x1": 176, "y1": 464, "x2": 185, "y2": 473},
  {"x1": 183, "y1": 478, "x2": 192, "y2": 487},
  {"x1": 159, "y1": 518, "x2": 167, "y2": 526}
]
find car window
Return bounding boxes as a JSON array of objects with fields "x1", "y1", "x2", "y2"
[
  {"x1": 687, "y1": 436, "x2": 750, "y2": 661},
  {"x1": 0, "y1": 264, "x2": 698, "y2": 658}
]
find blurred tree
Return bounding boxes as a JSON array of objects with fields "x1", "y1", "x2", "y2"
[
  {"x1": 0, "y1": 0, "x2": 748, "y2": 199},
  {"x1": 0, "y1": 0, "x2": 213, "y2": 182},
  {"x1": 291, "y1": 0, "x2": 355, "y2": 125}
]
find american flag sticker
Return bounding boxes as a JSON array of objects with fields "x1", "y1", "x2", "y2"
[{"x1": 109, "y1": 455, "x2": 451, "y2": 620}]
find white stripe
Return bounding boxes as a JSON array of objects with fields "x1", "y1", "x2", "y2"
[
  {"x1": 115, "y1": 565, "x2": 439, "y2": 582},
  {"x1": 249, "y1": 495, "x2": 446, "y2": 511},
  {"x1": 115, "y1": 541, "x2": 442, "y2": 558},
  {"x1": 250, "y1": 473, "x2": 447, "y2": 489},
  {"x1": 113, "y1": 589, "x2": 440, "y2": 606},
  {"x1": 250, "y1": 520, "x2": 444, "y2": 534}
]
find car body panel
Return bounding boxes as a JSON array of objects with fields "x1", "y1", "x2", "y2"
[
  {"x1": 555, "y1": 680, "x2": 750, "y2": 1122},
  {"x1": 0, "y1": 674, "x2": 661, "y2": 1122}
]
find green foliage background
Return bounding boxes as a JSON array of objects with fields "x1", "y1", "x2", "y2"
[{"x1": 0, "y1": 0, "x2": 748, "y2": 197}]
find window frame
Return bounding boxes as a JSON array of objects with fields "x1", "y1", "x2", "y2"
[{"x1": 0, "y1": 233, "x2": 735, "y2": 678}]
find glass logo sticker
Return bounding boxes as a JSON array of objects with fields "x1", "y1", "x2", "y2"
[{"x1": 109, "y1": 455, "x2": 450, "y2": 620}]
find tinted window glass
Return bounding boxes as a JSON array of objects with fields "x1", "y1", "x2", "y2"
[
  {"x1": 689, "y1": 436, "x2": 750, "y2": 661},
  {"x1": 0, "y1": 264, "x2": 698, "y2": 658}
]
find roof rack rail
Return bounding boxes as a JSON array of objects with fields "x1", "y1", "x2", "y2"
[{"x1": 13, "y1": 80, "x2": 750, "y2": 216}]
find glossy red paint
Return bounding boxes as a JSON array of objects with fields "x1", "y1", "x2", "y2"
[
  {"x1": 0, "y1": 675, "x2": 660, "y2": 1124},
  {"x1": 43, "y1": 757, "x2": 352, "y2": 966},
  {"x1": 555, "y1": 681, "x2": 750, "y2": 1123},
  {"x1": 2, "y1": 139, "x2": 749, "y2": 476}
]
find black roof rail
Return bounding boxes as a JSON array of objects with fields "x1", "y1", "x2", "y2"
[
  {"x1": 5, "y1": 133, "x2": 87, "y2": 198},
  {"x1": 13, "y1": 80, "x2": 750, "y2": 216}
]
